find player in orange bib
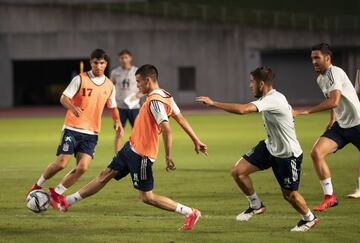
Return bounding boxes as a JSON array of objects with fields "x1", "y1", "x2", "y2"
[
  {"x1": 27, "y1": 49, "x2": 124, "y2": 207},
  {"x1": 55, "y1": 64, "x2": 208, "y2": 231}
]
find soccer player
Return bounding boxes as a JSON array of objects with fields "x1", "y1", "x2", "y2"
[
  {"x1": 347, "y1": 68, "x2": 360, "y2": 199},
  {"x1": 55, "y1": 64, "x2": 208, "y2": 231},
  {"x1": 196, "y1": 67, "x2": 318, "y2": 232},
  {"x1": 28, "y1": 49, "x2": 124, "y2": 205},
  {"x1": 111, "y1": 50, "x2": 141, "y2": 152},
  {"x1": 293, "y1": 43, "x2": 360, "y2": 210}
]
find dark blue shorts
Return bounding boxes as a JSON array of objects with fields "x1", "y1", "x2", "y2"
[
  {"x1": 243, "y1": 140, "x2": 302, "y2": 191},
  {"x1": 118, "y1": 108, "x2": 139, "y2": 128},
  {"x1": 56, "y1": 129, "x2": 98, "y2": 159},
  {"x1": 322, "y1": 122, "x2": 360, "y2": 151},
  {"x1": 108, "y1": 141, "x2": 154, "y2": 192}
]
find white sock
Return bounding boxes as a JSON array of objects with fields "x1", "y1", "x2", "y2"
[
  {"x1": 54, "y1": 183, "x2": 68, "y2": 195},
  {"x1": 175, "y1": 203, "x2": 193, "y2": 216},
  {"x1": 302, "y1": 209, "x2": 315, "y2": 222},
  {"x1": 320, "y1": 178, "x2": 333, "y2": 195},
  {"x1": 358, "y1": 177, "x2": 360, "y2": 189},
  {"x1": 66, "y1": 192, "x2": 83, "y2": 205},
  {"x1": 246, "y1": 192, "x2": 262, "y2": 209},
  {"x1": 36, "y1": 175, "x2": 46, "y2": 187}
]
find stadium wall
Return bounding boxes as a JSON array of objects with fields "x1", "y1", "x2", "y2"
[{"x1": 1, "y1": 3, "x2": 360, "y2": 107}]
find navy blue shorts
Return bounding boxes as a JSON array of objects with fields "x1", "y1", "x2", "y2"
[
  {"x1": 118, "y1": 108, "x2": 139, "y2": 128},
  {"x1": 108, "y1": 141, "x2": 154, "y2": 192},
  {"x1": 56, "y1": 129, "x2": 98, "y2": 159},
  {"x1": 322, "y1": 122, "x2": 360, "y2": 151},
  {"x1": 243, "y1": 140, "x2": 302, "y2": 191}
]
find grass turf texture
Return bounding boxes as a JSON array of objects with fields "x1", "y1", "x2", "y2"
[{"x1": 0, "y1": 112, "x2": 359, "y2": 243}]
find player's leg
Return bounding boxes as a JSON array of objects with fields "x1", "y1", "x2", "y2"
[
  {"x1": 230, "y1": 158, "x2": 259, "y2": 196},
  {"x1": 272, "y1": 154, "x2": 318, "y2": 232},
  {"x1": 29, "y1": 129, "x2": 77, "y2": 193},
  {"x1": 29, "y1": 154, "x2": 73, "y2": 193},
  {"x1": 55, "y1": 152, "x2": 92, "y2": 194},
  {"x1": 114, "y1": 108, "x2": 128, "y2": 153},
  {"x1": 139, "y1": 190, "x2": 200, "y2": 231},
  {"x1": 51, "y1": 167, "x2": 119, "y2": 212},
  {"x1": 68, "y1": 168, "x2": 119, "y2": 201},
  {"x1": 311, "y1": 137, "x2": 339, "y2": 211},
  {"x1": 231, "y1": 141, "x2": 270, "y2": 221},
  {"x1": 49, "y1": 153, "x2": 93, "y2": 208},
  {"x1": 58, "y1": 143, "x2": 132, "y2": 211},
  {"x1": 282, "y1": 189, "x2": 319, "y2": 232},
  {"x1": 311, "y1": 136, "x2": 338, "y2": 180}
]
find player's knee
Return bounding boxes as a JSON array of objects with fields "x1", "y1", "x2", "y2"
[
  {"x1": 230, "y1": 166, "x2": 242, "y2": 179},
  {"x1": 310, "y1": 147, "x2": 323, "y2": 161},
  {"x1": 282, "y1": 191, "x2": 292, "y2": 202},
  {"x1": 230, "y1": 167, "x2": 237, "y2": 178},
  {"x1": 55, "y1": 158, "x2": 68, "y2": 170},
  {"x1": 283, "y1": 191, "x2": 298, "y2": 203},
  {"x1": 97, "y1": 170, "x2": 111, "y2": 184},
  {"x1": 76, "y1": 164, "x2": 89, "y2": 174},
  {"x1": 141, "y1": 193, "x2": 155, "y2": 205}
]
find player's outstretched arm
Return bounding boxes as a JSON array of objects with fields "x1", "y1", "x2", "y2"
[
  {"x1": 293, "y1": 90, "x2": 341, "y2": 116},
  {"x1": 160, "y1": 121, "x2": 176, "y2": 172},
  {"x1": 196, "y1": 96, "x2": 257, "y2": 115},
  {"x1": 172, "y1": 112, "x2": 208, "y2": 156},
  {"x1": 60, "y1": 94, "x2": 82, "y2": 117}
]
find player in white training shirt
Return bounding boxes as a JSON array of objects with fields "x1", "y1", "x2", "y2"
[
  {"x1": 294, "y1": 43, "x2": 360, "y2": 211},
  {"x1": 348, "y1": 68, "x2": 360, "y2": 198},
  {"x1": 111, "y1": 49, "x2": 141, "y2": 152},
  {"x1": 197, "y1": 67, "x2": 318, "y2": 232}
]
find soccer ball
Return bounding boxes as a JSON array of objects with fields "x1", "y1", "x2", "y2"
[{"x1": 26, "y1": 190, "x2": 50, "y2": 213}]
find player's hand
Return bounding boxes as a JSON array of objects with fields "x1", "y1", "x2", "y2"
[
  {"x1": 71, "y1": 106, "x2": 82, "y2": 117},
  {"x1": 292, "y1": 109, "x2": 309, "y2": 117},
  {"x1": 196, "y1": 96, "x2": 215, "y2": 106},
  {"x1": 194, "y1": 140, "x2": 208, "y2": 156},
  {"x1": 114, "y1": 121, "x2": 124, "y2": 137},
  {"x1": 165, "y1": 156, "x2": 176, "y2": 172}
]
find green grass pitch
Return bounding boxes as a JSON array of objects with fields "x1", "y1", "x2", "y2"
[{"x1": 0, "y1": 112, "x2": 359, "y2": 243}]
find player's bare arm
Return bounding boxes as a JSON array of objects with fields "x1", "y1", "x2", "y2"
[
  {"x1": 60, "y1": 94, "x2": 82, "y2": 117},
  {"x1": 172, "y1": 112, "x2": 208, "y2": 155},
  {"x1": 160, "y1": 121, "x2": 176, "y2": 172},
  {"x1": 293, "y1": 90, "x2": 341, "y2": 116},
  {"x1": 109, "y1": 107, "x2": 124, "y2": 137},
  {"x1": 327, "y1": 110, "x2": 336, "y2": 129},
  {"x1": 196, "y1": 96, "x2": 258, "y2": 115}
]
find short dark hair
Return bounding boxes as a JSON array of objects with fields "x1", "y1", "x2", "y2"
[
  {"x1": 250, "y1": 66, "x2": 275, "y2": 84},
  {"x1": 118, "y1": 49, "x2": 132, "y2": 57},
  {"x1": 135, "y1": 64, "x2": 159, "y2": 81},
  {"x1": 311, "y1": 43, "x2": 333, "y2": 57},
  {"x1": 90, "y1": 48, "x2": 109, "y2": 62}
]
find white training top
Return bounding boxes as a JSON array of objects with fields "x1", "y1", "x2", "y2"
[
  {"x1": 251, "y1": 89, "x2": 303, "y2": 158},
  {"x1": 317, "y1": 65, "x2": 360, "y2": 128},
  {"x1": 62, "y1": 71, "x2": 117, "y2": 135},
  {"x1": 148, "y1": 89, "x2": 181, "y2": 125},
  {"x1": 110, "y1": 66, "x2": 139, "y2": 109},
  {"x1": 130, "y1": 89, "x2": 181, "y2": 162}
]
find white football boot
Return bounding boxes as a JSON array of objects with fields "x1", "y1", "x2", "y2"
[
  {"x1": 236, "y1": 203, "x2": 266, "y2": 221},
  {"x1": 347, "y1": 188, "x2": 360, "y2": 199},
  {"x1": 291, "y1": 217, "x2": 319, "y2": 232}
]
